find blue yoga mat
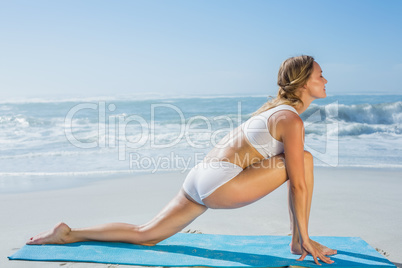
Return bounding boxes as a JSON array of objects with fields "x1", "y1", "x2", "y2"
[{"x1": 9, "y1": 233, "x2": 395, "y2": 267}]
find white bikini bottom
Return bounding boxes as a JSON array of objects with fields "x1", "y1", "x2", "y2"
[{"x1": 182, "y1": 161, "x2": 244, "y2": 206}]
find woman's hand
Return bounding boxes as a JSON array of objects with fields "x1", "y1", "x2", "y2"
[{"x1": 297, "y1": 240, "x2": 335, "y2": 265}]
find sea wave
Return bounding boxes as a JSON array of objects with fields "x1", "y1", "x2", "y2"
[
  {"x1": 312, "y1": 101, "x2": 402, "y2": 124},
  {"x1": 305, "y1": 122, "x2": 401, "y2": 136},
  {"x1": 0, "y1": 170, "x2": 138, "y2": 177},
  {"x1": 0, "y1": 150, "x2": 105, "y2": 160},
  {"x1": 0, "y1": 94, "x2": 267, "y2": 104},
  {"x1": 303, "y1": 102, "x2": 402, "y2": 136},
  {"x1": 0, "y1": 167, "x2": 186, "y2": 177},
  {"x1": 1, "y1": 95, "x2": 402, "y2": 174}
]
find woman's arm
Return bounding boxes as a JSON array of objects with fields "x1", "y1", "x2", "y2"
[
  {"x1": 280, "y1": 113, "x2": 309, "y2": 242},
  {"x1": 279, "y1": 111, "x2": 333, "y2": 265}
]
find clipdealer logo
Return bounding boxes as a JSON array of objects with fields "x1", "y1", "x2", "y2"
[
  {"x1": 64, "y1": 101, "x2": 339, "y2": 170},
  {"x1": 64, "y1": 102, "x2": 243, "y2": 161}
]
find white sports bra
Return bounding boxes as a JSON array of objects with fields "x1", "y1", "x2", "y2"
[{"x1": 241, "y1": 104, "x2": 299, "y2": 158}]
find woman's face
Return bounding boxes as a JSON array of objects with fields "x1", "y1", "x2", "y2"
[{"x1": 304, "y1": 61, "x2": 328, "y2": 100}]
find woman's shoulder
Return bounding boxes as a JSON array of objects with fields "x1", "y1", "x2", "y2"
[
  {"x1": 260, "y1": 105, "x2": 301, "y2": 125},
  {"x1": 244, "y1": 104, "x2": 301, "y2": 131},
  {"x1": 271, "y1": 107, "x2": 303, "y2": 134},
  {"x1": 278, "y1": 111, "x2": 304, "y2": 135},
  {"x1": 258, "y1": 104, "x2": 299, "y2": 118},
  {"x1": 275, "y1": 104, "x2": 299, "y2": 115}
]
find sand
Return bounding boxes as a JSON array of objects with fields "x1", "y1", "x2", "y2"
[{"x1": 1, "y1": 167, "x2": 401, "y2": 267}]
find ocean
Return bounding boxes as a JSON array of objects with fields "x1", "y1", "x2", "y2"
[{"x1": 1, "y1": 94, "x2": 401, "y2": 192}]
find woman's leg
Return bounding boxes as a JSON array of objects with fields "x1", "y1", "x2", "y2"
[
  {"x1": 203, "y1": 154, "x2": 288, "y2": 208},
  {"x1": 27, "y1": 189, "x2": 207, "y2": 246},
  {"x1": 203, "y1": 151, "x2": 336, "y2": 255}
]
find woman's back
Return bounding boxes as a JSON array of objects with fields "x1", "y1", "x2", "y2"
[{"x1": 204, "y1": 104, "x2": 300, "y2": 169}]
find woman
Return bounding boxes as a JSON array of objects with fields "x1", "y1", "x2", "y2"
[{"x1": 28, "y1": 55, "x2": 336, "y2": 265}]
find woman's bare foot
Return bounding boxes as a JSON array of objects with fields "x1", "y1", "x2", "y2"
[
  {"x1": 27, "y1": 222, "x2": 72, "y2": 245},
  {"x1": 290, "y1": 239, "x2": 337, "y2": 256}
]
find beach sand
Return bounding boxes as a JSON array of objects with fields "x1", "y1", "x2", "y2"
[{"x1": 1, "y1": 167, "x2": 401, "y2": 267}]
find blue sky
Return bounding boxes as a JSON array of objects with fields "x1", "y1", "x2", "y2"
[{"x1": 1, "y1": 0, "x2": 401, "y2": 99}]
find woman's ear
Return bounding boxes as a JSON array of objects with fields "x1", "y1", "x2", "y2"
[
  {"x1": 298, "y1": 84, "x2": 307, "y2": 93},
  {"x1": 297, "y1": 85, "x2": 308, "y2": 98}
]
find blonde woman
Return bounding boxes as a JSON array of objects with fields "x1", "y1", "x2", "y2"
[{"x1": 28, "y1": 55, "x2": 336, "y2": 265}]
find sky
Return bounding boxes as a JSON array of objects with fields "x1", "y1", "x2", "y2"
[{"x1": 1, "y1": 0, "x2": 401, "y2": 100}]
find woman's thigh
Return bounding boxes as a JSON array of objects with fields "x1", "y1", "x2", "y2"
[{"x1": 203, "y1": 154, "x2": 288, "y2": 209}]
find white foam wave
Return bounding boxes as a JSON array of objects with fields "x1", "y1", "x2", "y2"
[
  {"x1": 0, "y1": 170, "x2": 136, "y2": 177},
  {"x1": 303, "y1": 102, "x2": 402, "y2": 136},
  {"x1": 1, "y1": 95, "x2": 402, "y2": 174},
  {"x1": 305, "y1": 122, "x2": 401, "y2": 136},
  {"x1": 0, "y1": 94, "x2": 267, "y2": 104},
  {"x1": 0, "y1": 167, "x2": 191, "y2": 177},
  {"x1": 0, "y1": 150, "x2": 104, "y2": 160},
  {"x1": 314, "y1": 163, "x2": 402, "y2": 169},
  {"x1": 322, "y1": 101, "x2": 402, "y2": 124}
]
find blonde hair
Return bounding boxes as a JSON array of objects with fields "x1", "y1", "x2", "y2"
[{"x1": 253, "y1": 55, "x2": 315, "y2": 116}]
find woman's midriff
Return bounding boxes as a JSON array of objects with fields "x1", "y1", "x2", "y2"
[{"x1": 203, "y1": 126, "x2": 264, "y2": 169}]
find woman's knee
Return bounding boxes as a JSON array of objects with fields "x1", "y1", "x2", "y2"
[
  {"x1": 134, "y1": 225, "x2": 163, "y2": 246},
  {"x1": 304, "y1": 150, "x2": 314, "y2": 166},
  {"x1": 138, "y1": 238, "x2": 160, "y2": 247}
]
